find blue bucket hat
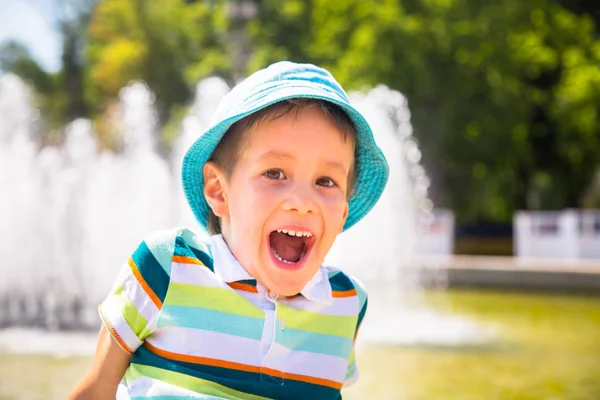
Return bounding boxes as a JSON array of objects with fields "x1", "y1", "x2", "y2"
[{"x1": 181, "y1": 61, "x2": 389, "y2": 232}]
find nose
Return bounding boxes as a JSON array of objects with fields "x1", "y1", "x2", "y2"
[{"x1": 282, "y1": 181, "x2": 317, "y2": 214}]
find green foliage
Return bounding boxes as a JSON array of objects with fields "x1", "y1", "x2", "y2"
[
  {"x1": 88, "y1": 0, "x2": 231, "y2": 123},
  {"x1": 245, "y1": 0, "x2": 600, "y2": 224},
  {"x1": 5, "y1": 0, "x2": 600, "y2": 225},
  {"x1": 0, "y1": 41, "x2": 66, "y2": 131},
  {"x1": 0, "y1": 41, "x2": 55, "y2": 94}
]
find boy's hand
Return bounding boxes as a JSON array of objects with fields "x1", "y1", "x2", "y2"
[{"x1": 67, "y1": 324, "x2": 133, "y2": 399}]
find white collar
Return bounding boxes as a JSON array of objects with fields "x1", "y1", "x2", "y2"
[{"x1": 209, "y1": 234, "x2": 332, "y2": 304}]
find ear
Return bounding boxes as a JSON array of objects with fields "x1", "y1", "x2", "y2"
[
  {"x1": 339, "y1": 202, "x2": 350, "y2": 233},
  {"x1": 203, "y1": 162, "x2": 229, "y2": 218}
]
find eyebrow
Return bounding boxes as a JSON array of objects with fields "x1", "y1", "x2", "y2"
[{"x1": 257, "y1": 150, "x2": 349, "y2": 175}]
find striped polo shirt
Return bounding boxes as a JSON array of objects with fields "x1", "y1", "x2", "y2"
[{"x1": 99, "y1": 227, "x2": 368, "y2": 400}]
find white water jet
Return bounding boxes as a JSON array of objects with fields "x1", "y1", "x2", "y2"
[
  {"x1": 0, "y1": 78, "x2": 175, "y2": 329},
  {"x1": 172, "y1": 77, "x2": 231, "y2": 232},
  {"x1": 325, "y1": 86, "x2": 485, "y2": 346},
  {"x1": 0, "y1": 73, "x2": 488, "y2": 349}
]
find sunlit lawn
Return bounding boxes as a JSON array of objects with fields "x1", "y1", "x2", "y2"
[
  {"x1": 1, "y1": 289, "x2": 599, "y2": 400},
  {"x1": 345, "y1": 289, "x2": 600, "y2": 400}
]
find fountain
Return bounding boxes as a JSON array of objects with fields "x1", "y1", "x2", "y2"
[
  {"x1": 326, "y1": 86, "x2": 486, "y2": 346},
  {"x1": 0, "y1": 73, "x2": 488, "y2": 352},
  {"x1": 0, "y1": 78, "x2": 176, "y2": 330}
]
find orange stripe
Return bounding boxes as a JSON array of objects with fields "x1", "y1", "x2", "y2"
[
  {"x1": 332, "y1": 289, "x2": 357, "y2": 298},
  {"x1": 143, "y1": 342, "x2": 343, "y2": 389},
  {"x1": 227, "y1": 282, "x2": 258, "y2": 293},
  {"x1": 128, "y1": 257, "x2": 162, "y2": 309},
  {"x1": 172, "y1": 255, "x2": 205, "y2": 265},
  {"x1": 99, "y1": 306, "x2": 134, "y2": 354},
  {"x1": 144, "y1": 342, "x2": 261, "y2": 373}
]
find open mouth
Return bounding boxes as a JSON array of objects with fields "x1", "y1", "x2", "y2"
[{"x1": 269, "y1": 229, "x2": 314, "y2": 265}]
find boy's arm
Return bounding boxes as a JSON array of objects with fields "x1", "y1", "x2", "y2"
[
  {"x1": 67, "y1": 324, "x2": 132, "y2": 399},
  {"x1": 69, "y1": 229, "x2": 181, "y2": 398}
]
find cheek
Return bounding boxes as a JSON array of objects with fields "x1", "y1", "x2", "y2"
[
  {"x1": 245, "y1": 183, "x2": 283, "y2": 211},
  {"x1": 229, "y1": 184, "x2": 278, "y2": 231},
  {"x1": 321, "y1": 194, "x2": 348, "y2": 223}
]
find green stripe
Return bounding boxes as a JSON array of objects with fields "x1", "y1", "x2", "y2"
[
  {"x1": 165, "y1": 283, "x2": 264, "y2": 319},
  {"x1": 126, "y1": 363, "x2": 273, "y2": 400},
  {"x1": 110, "y1": 285, "x2": 151, "y2": 339},
  {"x1": 277, "y1": 303, "x2": 356, "y2": 338}
]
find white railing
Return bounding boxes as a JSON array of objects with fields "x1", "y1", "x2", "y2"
[
  {"x1": 416, "y1": 209, "x2": 455, "y2": 256},
  {"x1": 515, "y1": 210, "x2": 600, "y2": 259}
]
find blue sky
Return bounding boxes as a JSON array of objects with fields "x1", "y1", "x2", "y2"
[{"x1": 0, "y1": 0, "x2": 61, "y2": 72}]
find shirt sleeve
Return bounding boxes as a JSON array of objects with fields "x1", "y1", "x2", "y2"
[
  {"x1": 344, "y1": 278, "x2": 368, "y2": 387},
  {"x1": 98, "y1": 230, "x2": 174, "y2": 354}
]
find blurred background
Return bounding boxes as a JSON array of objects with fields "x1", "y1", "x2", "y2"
[{"x1": 0, "y1": 0, "x2": 599, "y2": 399}]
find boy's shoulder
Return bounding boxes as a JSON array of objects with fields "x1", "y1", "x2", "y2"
[
  {"x1": 139, "y1": 227, "x2": 210, "y2": 269},
  {"x1": 143, "y1": 226, "x2": 209, "y2": 250},
  {"x1": 322, "y1": 265, "x2": 368, "y2": 304}
]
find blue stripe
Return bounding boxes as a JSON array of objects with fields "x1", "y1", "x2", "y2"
[
  {"x1": 236, "y1": 279, "x2": 257, "y2": 287},
  {"x1": 328, "y1": 271, "x2": 355, "y2": 292},
  {"x1": 133, "y1": 241, "x2": 170, "y2": 304},
  {"x1": 159, "y1": 305, "x2": 264, "y2": 340},
  {"x1": 131, "y1": 349, "x2": 341, "y2": 400},
  {"x1": 355, "y1": 283, "x2": 367, "y2": 310},
  {"x1": 276, "y1": 328, "x2": 353, "y2": 358},
  {"x1": 349, "y1": 277, "x2": 368, "y2": 336},
  {"x1": 174, "y1": 236, "x2": 214, "y2": 272}
]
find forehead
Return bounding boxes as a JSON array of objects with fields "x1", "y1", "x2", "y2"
[{"x1": 242, "y1": 107, "x2": 354, "y2": 157}]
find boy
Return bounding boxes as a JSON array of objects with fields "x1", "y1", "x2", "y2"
[{"x1": 69, "y1": 61, "x2": 389, "y2": 400}]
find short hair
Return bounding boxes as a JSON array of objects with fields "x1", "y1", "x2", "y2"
[{"x1": 206, "y1": 98, "x2": 357, "y2": 235}]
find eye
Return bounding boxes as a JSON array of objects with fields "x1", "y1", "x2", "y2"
[
  {"x1": 264, "y1": 169, "x2": 285, "y2": 180},
  {"x1": 316, "y1": 177, "x2": 337, "y2": 187}
]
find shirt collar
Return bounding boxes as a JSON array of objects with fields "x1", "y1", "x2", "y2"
[{"x1": 209, "y1": 234, "x2": 332, "y2": 304}]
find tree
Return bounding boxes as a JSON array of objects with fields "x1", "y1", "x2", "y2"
[
  {"x1": 30, "y1": 0, "x2": 97, "y2": 120},
  {"x1": 1, "y1": 0, "x2": 98, "y2": 131},
  {"x1": 87, "y1": 0, "x2": 231, "y2": 125},
  {"x1": 245, "y1": 0, "x2": 600, "y2": 224},
  {"x1": 0, "y1": 41, "x2": 67, "y2": 132}
]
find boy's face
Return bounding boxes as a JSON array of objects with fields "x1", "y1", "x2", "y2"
[{"x1": 206, "y1": 107, "x2": 354, "y2": 296}]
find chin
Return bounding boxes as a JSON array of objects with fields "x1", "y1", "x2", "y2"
[{"x1": 268, "y1": 272, "x2": 311, "y2": 297}]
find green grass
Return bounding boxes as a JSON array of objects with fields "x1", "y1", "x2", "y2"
[
  {"x1": 0, "y1": 353, "x2": 91, "y2": 400},
  {"x1": 344, "y1": 289, "x2": 600, "y2": 400},
  {"x1": 1, "y1": 289, "x2": 599, "y2": 400}
]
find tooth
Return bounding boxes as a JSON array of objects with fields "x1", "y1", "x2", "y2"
[
  {"x1": 271, "y1": 246, "x2": 297, "y2": 264},
  {"x1": 282, "y1": 229, "x2": 288, "y2": 234},
  {"x1": 295, "y1": 231, "x2": 303, "y2": 237},
  {"x1": 287, "y1": 230, "x2": 296, "y2": 236},
  {"x1": 277, "y1": 229, "x2": 282, "y2": 233},
  {"x1": 271, "y1": 247, "x2": 283, "y2": 262}
]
